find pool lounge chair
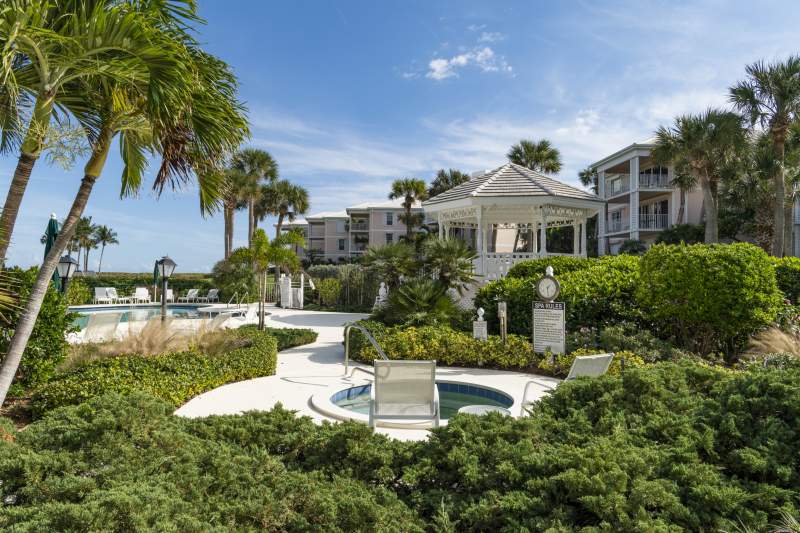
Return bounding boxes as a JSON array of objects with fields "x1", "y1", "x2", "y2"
[
  {"x1": 369, "y1": 360, "x2": 440, "y2": 429},
  {"x1": 106, "y1": 287, "x2": 130, "y2": 304},
  {"x1": 79, "y1": 312, "x2": 123, "y2": 343},
  {"x1": 133, "y1": 287, "x2": 151, "y2": 303},
  {"x1": 93, "y1": 287, "x2": 113, "y2": 304},
  {"x1": 520, "y1": 353, "x2": 615, "y2": 415},
  {"x1": 197, "y1": 288, "x2": 219, "y2": 303},
  {"x1": 178, "y1": 289, "x2": 199, "y2": 302},
  {"x1": 164, "y1": 288, "x2": 174, "y2": 302}
]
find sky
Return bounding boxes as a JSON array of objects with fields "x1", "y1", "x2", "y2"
[{"x1": 3, "y1": 0, "x2": 800, "y2": 272}]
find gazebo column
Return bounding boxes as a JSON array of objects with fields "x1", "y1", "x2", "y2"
[
  {"x1": 475, "y1": 207, "x2": 484, "y2": 275},
  {"x1": 580, "y1": 218, "x2": 588, "y2": 257},
  {"x1": 438, "y1": 214, "x2": 443, "y2": 239},
  {"x1": 572, "y1": 220, "x2": 580, "y2": 256},
  {"x1": 540, "y1": 210, "x2": 548, "y2": 256}
]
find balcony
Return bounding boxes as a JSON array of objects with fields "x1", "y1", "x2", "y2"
[
  {"x1": 604, "y1": 173, "x2": 630, "y2": 198},
  {"x1": 606, "y1": 217, "x2": 630, "y2": 233},
  {"x1": 349, "y1": 222, "x2": 369, "y2": 231},
  {"x1": 639, "y1": 173, "x2": 671, "y2": 189},
  {"x1": 639, "y1": 213, "x2": 669, "y2": 230}
]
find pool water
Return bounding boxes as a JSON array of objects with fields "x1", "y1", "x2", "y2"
[
  {"x1": 69, "y1": 305, "x2": 207, "y2": 329},
  {"x1": 332, "y1": 382, "x2": 513, "y2": 419}
]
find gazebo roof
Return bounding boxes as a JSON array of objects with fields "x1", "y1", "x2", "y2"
[{"x1": 423, "y1": 163, "x2": 601, "y2": 206}]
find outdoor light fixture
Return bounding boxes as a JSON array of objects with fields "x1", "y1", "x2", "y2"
[
  {"x1": 56, "y1": 255, "x2": 78, "y2": 294},
  {"x1": 155, "y1": 256, "x2": 177, "y2": 322}
]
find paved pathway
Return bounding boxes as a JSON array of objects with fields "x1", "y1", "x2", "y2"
[{"x1": 175, "y1": 306, "x2": 557, "y2": 441}]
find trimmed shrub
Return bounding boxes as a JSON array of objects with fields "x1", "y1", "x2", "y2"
[
  {"x1": 64, "y1": 277, "x2": 92, "y2": 306},
  {"x1": 475, "y1": 255, "x2": 641, "y2": 335},
  {"x1": 0, "y1": 268, "x2": 78, "y2": 395},
  {"x1": 506, "y1": 255, "x2": 594, "y2": 279},
  {"x1": 771, "y1": 256, "x2": 800, "y2": 303},
  {"x1": 211, "y1": 248, "x2": 258, "y2": 301},
  {"x1": 536, "y1": 347, "x2": 645, "y2": 376},
  {"x1": 317, "y1": 277, "x2": 342, "y2": 307},
  {"x1": 30, "y1": 328, "x2": 279, "y2": 416},
  {"x1": 656, "y1": 223, "x2": 705, "y2": 245},
  {"x1": 637, "y1": 243, "x2": 783, "y2": 356},
  {"x1": 259, "y1": 326, "x2": 318, "y2": 351},
  {"x1": 618, "y1": 238, "x2": 647, "y2": 255}
]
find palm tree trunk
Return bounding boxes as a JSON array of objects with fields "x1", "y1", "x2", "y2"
[
  {"x1": 223, "y1": 206, "x2": 231, "y2": 259},
  {"x1": 83, "y1": 247, "x2": 90, "y2": 272},
  {"x1": 784, "y1": 202, "x2": 794, "y2": 256},
  {"x1": 98, "y1": 244, "x2": 106, "y2": 273},
  {"x1": 260, "y1": 271, "x2": 267, "y2": 331},
  {"x1": 273, "y1": 213, "x2": 286, "y2": 286},
  {"x1": 405, "y1": 207, "x2": 413, "y2": 240},
  {"x1": 677, "y1": 189, "x2": 686, "y2": 225},
  {"x1": 248, "y1": 199, "x2": 255, "y2": 248},
  {"x1": 772, "y1": 135, "x2": 786, "y2": 257},
  {"x1": 700, "y1": 172, "x2": 718, "y2": 244},
  {"x1": 0, "y1": 174, "x2": 97, "y2": 405},
  {"x1": 0, "y1": 153, "x2": 38, "y2": 261}
]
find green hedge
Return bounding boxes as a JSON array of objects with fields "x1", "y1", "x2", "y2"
[
  {"x1": 506, "y1": 255, "x2": 594, "y2": 279},
  {"x1": 475, "y1": 255, "x2": 641, "y2": 335},
  {"x1": 244, "y1": 325, "x2": 318, "y2": 351},
  {"x1": 30, "y1": 328, "x2": 279, "y2": 417},
  {"x1": 637, "y1": 243, "x2": 782, "y2": 356},
  {"x1": 5, "y1": 362, "x2": 800, "y2": 531},
  {"x1": 75, "y1": 272, "x2": 215, "y2": 304},
  {"x1": 771, "y1": 256, "x2": 800, "y2": 303}
]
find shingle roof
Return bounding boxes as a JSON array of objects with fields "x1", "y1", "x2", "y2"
[
  {"x1": 306, "y1": 210, "x2": 348, "y2": 220},
  {"x1": 423, "y1": 163, "x2": 601, "y2": 206},
  {"x1": 347, "y1": 198, "x2": 422, "y2": 210}
]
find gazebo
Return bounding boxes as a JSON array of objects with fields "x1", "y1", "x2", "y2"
[{"x1": 423, "y1": 163, "x2": 604, "y2": 279}]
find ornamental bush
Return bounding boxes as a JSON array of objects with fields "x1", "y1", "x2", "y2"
[
  {"x1": 30, "y1": 327, "x2": 280, "y2": 416},
  {"x1": 771, "y1": 256, "x2": 800, "y2": 303},
  {"x1": 506, "y1": 255, "x2": 594, "y2": 279},
  {"x1": 475, "y1": 254, "x2": 641, "y2": 335},
  {"x1": 636, "y1": 243, "x2": 783, "y2": 356},
  {"x1": 317, "y1": 277, "x2": 342, "y2": 307}
]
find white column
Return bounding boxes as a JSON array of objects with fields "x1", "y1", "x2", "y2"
[
  {"x1": 475, "y1": 207, "x2": 484, "y2": 275},
  {"x1": 438, "y1": 214, "x2": 443, "y2": 239},
  {"x1": 597, "y1": 170, "x2": 607, "y2": 255},
  {"x1": 572, "y1": 221, "x2": 580, "y2": 255},
  {"x1": 630, "y1": 157, "x2": 640, "y2": 241},
  {"x1": 580, "y1": 218, "x2": 588, "y2": 257},
  {"x1": 540, "y1": 208, "x2": 548, "y2": 256}
]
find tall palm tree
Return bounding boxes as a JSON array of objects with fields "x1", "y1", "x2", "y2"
[
  {"x1": 74, "y1": 216, "x2": 97, "y2": 272},
  {"x1": 730, "y1": 56, "x2": 800, "y2": 256},
  {"x1": 247, "y1": 228, "x2": 304, "y2": 330},
  {"x1": 670, "y1": 171, "x2": 697, "y2": 225},
  {"x1": 0, "y1": 3, "x2": 249, "y2": 405},
  {"x1": 0, "y1": 1, "x2": 162, "y2": 261},
  {"x1": 232, "y1": 148, "x2": 278, "y2": 248},
  {"x1": 423, "y1": 238, "x2": 477, "y2": 295},
  {"x1": 578, "y1": 166, "x2": 598, "y2": 194},
  {"x1": 389, "y1": 178, "x2": 428, "y2": 240},
  {"x1": 652, "y1": 109, "x2": 747, "y2": 244},
  {"x1": 94, "y1": 225, "x2": 118, "y2": 273},
  {"x1": 507, "y1": 139, "x2": 563, "y2": 174},
  {"x1": 428, "y1": 168, "x2": 470, "y2": 198},
  {"x1": 220, "y1": 167, "x2": 248, "y2": 259},
  {"x1": 269, "y1": 180, "x2": 310, "y2": 239}
]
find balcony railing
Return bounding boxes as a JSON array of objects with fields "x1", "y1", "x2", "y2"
[
  {"x1": 639, "y1": 213, "x2": 669, "y2": 230},
  {"x1": 606, "y1": 217, "x2": 630, "y2": 233},
  {"x1": 639, "y1": 174, "x2": 671, "y2": 189},
  {"x1": 604, "y1": 173, "x2": 630, "y2": 197},
  {"x1": 349, "y1": 222, "x2": 369, "y2": 231}
]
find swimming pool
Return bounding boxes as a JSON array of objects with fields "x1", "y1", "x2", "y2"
[{"x1": 69, "y1": 304, "x2": 212, "y2": 329}]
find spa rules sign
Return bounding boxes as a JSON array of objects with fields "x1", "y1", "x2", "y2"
[{"x1": 532, "y1": 301, "x2": 565, "y2": 354}]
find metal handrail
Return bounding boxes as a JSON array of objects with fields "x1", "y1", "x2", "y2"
[
  {"x1": 343, "y1": 322, "x2": 388, "y2": 376},
  {"x1": 226, "y1": 291, "x2": 238, "y2": 308},
  {"x1": 347, "y1": 367, "x2": 375, "y2": 380}
]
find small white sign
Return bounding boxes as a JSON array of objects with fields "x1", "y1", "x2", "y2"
[
  {"x1": 533, "y1": 301, "x2": 565, "y2": 354},
  {"x1": 473, "y1": 320, "x2": 488, "y2": 341}
]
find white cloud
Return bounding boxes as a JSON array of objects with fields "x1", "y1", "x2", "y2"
[
  {"x1": 466, "y1": 24, "x2": 486, "y2": 32},
  {"x1": 426, "y1": 46, "x2": 512, "y2": 80},
  {"x1": 478, "y1": 31, "x2": 504, "y2": 43}
]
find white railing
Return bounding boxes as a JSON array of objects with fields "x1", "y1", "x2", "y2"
[
  {"x1": 639, "y1": 213, "x2": 669, "y2": 230},
  {"x1": 349, "y1": 222, "x2": 369, "y2": 231},
  {"x1": 605, "y1": 173, "x2": 630, "y2": 197},
  {"x1": 639, "y1": 174, "x2": 671, "y2": 189},
  {"x1": 606, "y1": 217, "x2": 630, "y2": 233}
]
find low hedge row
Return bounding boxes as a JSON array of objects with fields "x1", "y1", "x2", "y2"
[
  {"x1": 75, "y1": 273, "x2": 215, "y2": 304},
  {"x1": 506, "y1": 255, "x2": 595, "y2": 279},
  {"x1": 771, "y1": 256, "x2": 800, "y2": 303},
  {"x1": 348, "y1": 320, "x2": 645, "y2": 376},
  {"x1": 30, "y1": 328, "x2": 279, "y2": 417},
  {"x1": 244, "y1": 325, "x2": 318, "y2": 351}
]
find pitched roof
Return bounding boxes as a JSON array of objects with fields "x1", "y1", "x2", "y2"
[
  {"x1": 423, "y1": 163, "x2": 601, "y2": 206},
  {"x1": 347, "y1": 198, "x2": 422, "y2": 210},
  {"x1": 305, "y1": 210, "x2": 348, "y2": 220}
]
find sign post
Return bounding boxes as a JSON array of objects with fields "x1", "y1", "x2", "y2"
[
  {"x1": 532, "y1": 266, "x2": 566, "y2": 356},
  {"x1": 497, "y1": 301, "x2": 508, "y2": 344},
  {"x1": 473, "y1": 307, "x2": 488, "y2": 341}
]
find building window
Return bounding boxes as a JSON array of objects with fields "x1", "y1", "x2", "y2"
[
  {"x1": 338, "y1": 239, "x2": 346, "y2": 251},
  {"x1": 386, "y1": 233, "x2": 393, "y2": 244},
  {"x1": 386, "y1": 212, "x2": 393, "y2": 225},
  {"x1": 336, "y1": 220, "x2": 346, "y2": 233}
]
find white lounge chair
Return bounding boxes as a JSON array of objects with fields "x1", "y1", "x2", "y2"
[
  {"x1": 93, "y1": 287, "x2": 112, "y2": 304},
  {"x1": 520, "y1": 353, "x2": 615, "y2": 415},
  {"x1": 106, "y1": 287, "x2": 130, "y2": 304},
  {"x1": 164, "y1": 288, "x2": 174, "y2": 302},
  {"x1": 132, "y1": 287, "x2": 151, "y2": 303},
  {"x1": 197, "y1": 288, "x2": 219, "y2": 303},
  {"x1": 79, "y1": 312, "x2": 123, "y2": 343},
  {"x1": 230, "y1": 304, "x2": 259, "y2": 325},
  {"x1": 178, "y1": 289, "x2": 199, "y2": 302},
  {"x1": 369, "y1": 360, "x2": 440, "y2": 429}
]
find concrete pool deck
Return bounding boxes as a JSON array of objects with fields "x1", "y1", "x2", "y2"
[{"x1": 175, "y1": 306, "x2": 559, "y2": 441}]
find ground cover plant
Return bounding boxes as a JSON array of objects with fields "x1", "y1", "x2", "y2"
[{"x1": 2, "y1": 362, "x2": 798, "y2": 531}]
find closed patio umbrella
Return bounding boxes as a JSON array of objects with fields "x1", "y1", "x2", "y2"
[
  {"x1": 43, "y1": 213, "x2": 61, "y2": 291},
  {"x1": 153, "y1": 261, "x2": 159, "y2": 301}
]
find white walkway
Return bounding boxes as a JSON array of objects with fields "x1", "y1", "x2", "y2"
[{"x1": 175, "y1": 306, "x2": 558, "y2": 441}]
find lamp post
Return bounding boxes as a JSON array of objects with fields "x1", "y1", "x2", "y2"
[
  {"x1": 155, "y1": 256, "x2": 177, "y2": 322},
  {"x1": 56, "y1": 255, "x2": 78, "y2": 294}
]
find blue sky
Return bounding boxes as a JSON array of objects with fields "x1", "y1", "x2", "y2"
[{"x1": 3, "y1": 0, "x2": 800, "y2": 272}]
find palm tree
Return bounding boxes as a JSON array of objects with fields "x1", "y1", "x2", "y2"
[
  {"x1": 423, "y1": 238, "x2": 477, "y2": 294},
  {"x1": 220, "y1": 167, "x2": 248, "y2": 259},
  {"x1": 730, "y1": 56, "x2": 800, "y2": 256},
  {"x1": 670, "y1": 171, "x2": 698, "y2": 225},
  {"x1": 507, "y1": 139, "x2": 562, "y2": 174},
  {"x1": 428, "y1": 168, "x2": 470, "y2": 198},
  {"x1": 232, "y1": 148, "x2": 278, "y2": 248},
  {"x1": 389, "y1": 178, "x2": 428, "y2": 240},
  {"x1": 268, "y1": 180, "x2": 310, "y2": 239},
  {"x1": 94, "y1": 225, "x2": 118, "y2": 273},
  {"x1": 578, "y1": 166, "x2": 598, "y2": 194},
  {"x1": 247, "y1": 228, "x2": 304, "y2": 330},
  {"x1": 651, "y1": 109, "x2": 747, "y2": 244},
  {"x1": 0, "y1": 3, "x2": 249, "y2": 405},
  {"x1": 362, "y1": 242, "x2": 418, "y2": 289},
  {"x1": 74, "y1": 216, "x2": 96, "y2": 272},
  {"x1": 0, "y1": 1, "x2": 162, "y2": 262}
]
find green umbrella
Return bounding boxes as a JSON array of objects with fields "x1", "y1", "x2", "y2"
[
  {"x1": 153, "y1": 261, "x2": 159, "y2": 300},
  {"x1": 43, "y1": 213, "x2": 61, "y2": 291}
]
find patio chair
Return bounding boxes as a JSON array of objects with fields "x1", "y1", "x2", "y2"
[
  {"x1": 133, "y1": 287, "x2": 151, "y2": 303},
  {"x1": 230, "y1": 304, "x2": 259, "y2": 324},
  {"x1": 93, "y1": 287, "x2": 112, "y2": 304},
  {"x1": 197, "y1": 288, "x2": 219, "y2": 303},
  {"x1": 164, "y1": 288, "x2": 174, "y2": 302},
  {"x1": 80, "y1": 312, "x2": 123, "y2": 343},
  {"x1": 520, "y1": 353, "x2": 615, "y2": 416},
  {"x1": 178, "y1": 288, "x2": 199, "y2": 302},
  {"x1": 369, "y1": 360, "x2": 440, "y2": 429},
  {"x1": 106, "y1": 287, "x2": 130, "y2": 304}
]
